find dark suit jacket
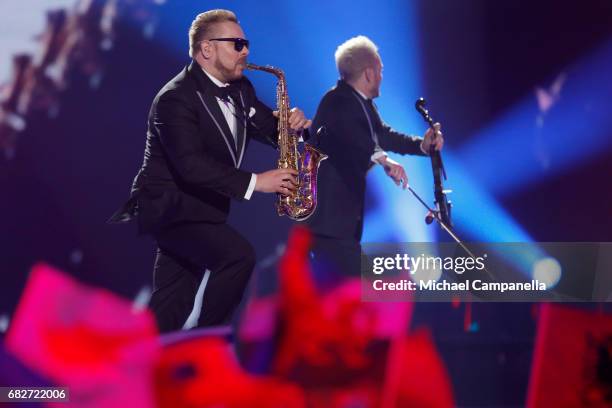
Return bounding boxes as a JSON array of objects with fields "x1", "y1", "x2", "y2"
[
  {"x1": 305, "y1": 80, "x2": 426, "y2": 241},
  {"x1": 111, "y1": 61, "x2": 278, "y2": 234}
]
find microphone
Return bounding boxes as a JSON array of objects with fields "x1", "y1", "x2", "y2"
[{"x1": 415, "y1": 97, "x2": 428, "y2": 116}]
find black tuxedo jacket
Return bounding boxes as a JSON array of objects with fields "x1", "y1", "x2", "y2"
[
  {"x1": 111, "y1": 61, "x2": 278, "y2": 234},
  {"x1": 305, "y1": 80, "x2": 426, "y2": 241}
]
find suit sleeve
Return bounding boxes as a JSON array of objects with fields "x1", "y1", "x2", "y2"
[
  {"x1": 378, "y1": 120, "x2": 428, "y2": 157},
  {"x1": 154, "y1": 90, "x2": 252, "y2": 200}
]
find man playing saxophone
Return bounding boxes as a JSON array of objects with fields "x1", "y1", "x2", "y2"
[{"x1": 110, "y1": 9, "x2": 310, "y2": 332}]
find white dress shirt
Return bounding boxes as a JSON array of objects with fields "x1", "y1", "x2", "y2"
[{"x1": 202, "y1": 68, "x2": 257, "y2": 200}]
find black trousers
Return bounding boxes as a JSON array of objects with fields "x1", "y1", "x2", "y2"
[
  {"x1": 148, "y1": 222, "x2": 255, "y2": 333},
  {"x1": 309, "y1": 235, "x2": 362, "y2": 289}
]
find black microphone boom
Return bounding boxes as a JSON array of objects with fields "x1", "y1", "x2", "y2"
[{"x1": 414, "y1": 97, "x2": 451, "y2": 227}]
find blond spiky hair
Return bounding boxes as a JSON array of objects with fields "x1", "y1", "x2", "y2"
[
  {"x1": 188, "y1": 9, "x2": 238, "y2": 58},
  {"x1": 334, "y1": 35, "x2": 380, "y2": 81}
]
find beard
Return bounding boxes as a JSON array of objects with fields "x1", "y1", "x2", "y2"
[
  {"x1": 371, "y1": 83, "x2": 381, "y2": 98},
  {"x1": 215, "y1": 57, "x2": 246, "y2": 81}
]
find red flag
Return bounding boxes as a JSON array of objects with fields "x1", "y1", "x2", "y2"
[
  {"x1": 391, "y1": 329, "x2": 454, "y2": 408},
  {"x1": 154, "y1": 336, "x2": 305, "y2": 407},
  {"x1": 274, "y1": 226, "x2": 376, "y2": 375},
  {"x1": 272, "y1": 226, "x2": 425, "y2": 407},
  {"x1": 5, "y1": 263, "x2": 159, "y2": 408},
  {"x1": 527, "y1": 304, "x2": 612, "y2": 407}
]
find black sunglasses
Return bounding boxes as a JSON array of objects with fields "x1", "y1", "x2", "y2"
[{"x1": 208, "y1": 37, "x2": 250, "y2": 52}]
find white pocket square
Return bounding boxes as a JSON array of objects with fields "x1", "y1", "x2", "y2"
[{"x1": 249, "y1": 107, "x2": 256, "y2": 118}]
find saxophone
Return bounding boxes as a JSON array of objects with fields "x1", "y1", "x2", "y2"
[{"x1": 247, "y1": 63, "x2": 327, "y2": 221}]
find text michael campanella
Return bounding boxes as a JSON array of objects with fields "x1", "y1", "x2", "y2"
[{"x1": 368, "y1": 254, "x2": 547, "y2": 293}]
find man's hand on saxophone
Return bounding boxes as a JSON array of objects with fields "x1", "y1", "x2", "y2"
[
  {"x1": 272, "y1": 107, "x2": 312, "y2": 131},
  {"x1": 257, "y1": 106, "x2": 308, "y2": 195},
  {"x1": 254, "y1": 168, "x2": 299, "y2": 194}
]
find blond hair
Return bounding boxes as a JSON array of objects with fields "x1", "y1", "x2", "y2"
[
  {"x1": 188, "y1": 9, "x2": 238, "y2": 58},
  {"x1": 334, "y1": 35, "x2": 380, "y2": 81}
]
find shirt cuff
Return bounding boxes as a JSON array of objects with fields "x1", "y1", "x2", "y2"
[
  {"x1": 244, "y1": 174, "x2": 257, "y2": 200},
  {"x1": 420, "y1": 139, "x2": 429, "y2": 155},
  {"x1": 371, "y1": 149, "x2": 388, "y2": 164}
]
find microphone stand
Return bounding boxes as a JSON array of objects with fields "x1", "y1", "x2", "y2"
[
  {"x1": 407, "y1": 186, "x2": 473, "y2": 259},
  {"x1": 407, "y1": 185, "x2": 496, "y2": 282},
  {"x1": 409, "y1": 98, "x2": 495, "y2": 281}
]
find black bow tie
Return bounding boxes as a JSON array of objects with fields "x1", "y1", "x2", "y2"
[
  {"x1": 214, "y1": 83, "x2": 246, "y2": 122},
  {"x1": 215, "y1": 83, "x2": 241, "y2": 103}
]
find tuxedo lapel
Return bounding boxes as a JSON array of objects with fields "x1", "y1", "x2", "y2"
[
  {"x1": 236, "y1": 91, "x2": 247, "y2": 167},
  {"x1": 188, "y1": 62, "x2": 239, "y2": 167},
  {"x1": 350, "y1": 89, "x2": 379, "y2": 146}
]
